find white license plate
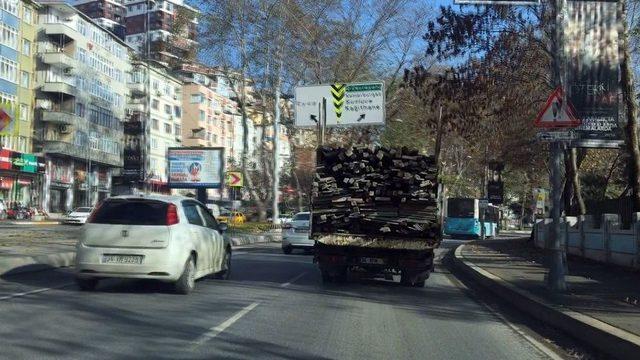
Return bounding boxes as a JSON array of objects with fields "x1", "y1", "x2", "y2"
[
  {"x1": 360, "y1": 257, "x2": 384, "y2": 265},
  {"x1": 102, "y1": 255, "x2": 143, "y2": 264}
]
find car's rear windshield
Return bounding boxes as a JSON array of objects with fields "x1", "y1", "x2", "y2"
[
  {"x1": 75, "y1": 207, "x2": 92, "y2": 213},
  {"x1": 293, "y1": 213, "x2": 310, "y2": 221},
  {"x1": 90, "y1": 199, "x2": 168, "y2": 225}
]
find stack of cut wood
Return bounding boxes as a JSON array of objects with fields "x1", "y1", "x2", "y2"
[{"x1": 312, "y1": 145, "x2": 440, "y2": 239}]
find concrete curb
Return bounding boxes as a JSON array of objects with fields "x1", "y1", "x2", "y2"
[
  {"x1": 0, "y1": 221, "x2": 61, "y2": 226},
  {"x1": 453, "y1": 244, "x2": 640, "y2": 360},
  {"x1": 0, "y1": 251, "x2": 75, "y2": 277},
  {"x1": 225, "y1": 232, "x2": 282, "y2": 247}
]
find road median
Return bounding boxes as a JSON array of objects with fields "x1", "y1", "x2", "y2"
[{"x1": 454, "y1": 241, "x2": 640, "y2": 360}]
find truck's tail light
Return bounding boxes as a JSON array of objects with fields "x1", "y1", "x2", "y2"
[{"x1": 166, "y1": 203, "x2": 179, "y2": 225}]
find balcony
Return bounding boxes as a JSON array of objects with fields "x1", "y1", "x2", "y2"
[
  {"x1": 40, "y1": 52, "x2": 76, "y2": 69},
  {"x1": 127, "y1": 101, "x2": 145, "y2": 112},
  {"x1": 42, "y1": 110, "x2": 81, "y2": 126},
  {"x1": 129, "y1": 82, "x2": 146, "y2": 96},
  {"x1": 41, "y1": 82, "x2": 76, "y2": 97},
  {"x1": 43, "y1": 140, "x2": 122, "y2": 167},
  {"x1": 43, "y1": 23, "x2": 79, "y2": 42}
]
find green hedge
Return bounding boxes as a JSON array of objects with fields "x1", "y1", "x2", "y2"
[{"x1": 227, "y1": 222, "x2": 276, "y2": 234}]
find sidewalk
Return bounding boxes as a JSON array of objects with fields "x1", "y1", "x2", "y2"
[{"x1": 455, "y1": 237, "x2": 640, "y2": 359}]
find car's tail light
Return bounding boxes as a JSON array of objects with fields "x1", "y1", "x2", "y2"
[
  {"x1": 166, "y1": 203, "x2": 179, "y2": 225},
  {"x1": 86, "y1": 202, "x2": 103, "y2": 223}
]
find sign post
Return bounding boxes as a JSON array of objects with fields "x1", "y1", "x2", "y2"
[{"x1": 535, "y1": 47, "x2": 581, "y2": 292}]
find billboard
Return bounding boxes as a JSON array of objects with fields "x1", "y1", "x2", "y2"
[
  {"x1": 565, "y1": 1, "x2": 623, "y2": 148},
  {"x1": 0, "y1": 103, "x2": 19, "y2": 136},
  {"x1": 295, "y1": 81, "x2": 385, "y2": 127},
  {"x1": 168, "y1": 147, "x2": 224, "y2": 189}
]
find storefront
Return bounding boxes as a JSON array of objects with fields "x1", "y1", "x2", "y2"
[
  {"x1": 46, "y1": 158, "x2": 74, "y2": 214},
  {"x1": 0, "y1": 149, "x2": 45, "y2": 208}
]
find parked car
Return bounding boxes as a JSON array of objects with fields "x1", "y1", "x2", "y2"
[
  {"x1": 282, "y1": 212, "x2": 313, "y2": 254},
  {"x1": 63, "y1": 207, "x2": 94, "y2": 225},
  {"x1": 217, "y1": 209, "x2": 246, "y2": 225},
  {"x1": 75, "y1": 195, "x2": 231, "y2": 294}
]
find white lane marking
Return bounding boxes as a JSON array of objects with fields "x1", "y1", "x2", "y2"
[
  {"x1": 281, "y1": 272, "x2": 307, "y2": 288},
  {"x1": 0, "y1": 283, "x2": 74, "y2": 301},
  {"x1": 192, "y1": 302, "x2": 260, "y2": 347}
]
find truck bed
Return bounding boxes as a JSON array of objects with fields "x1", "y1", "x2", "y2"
[{"x1": 314, "y1": 233, "x2": 440, "y2": 250}]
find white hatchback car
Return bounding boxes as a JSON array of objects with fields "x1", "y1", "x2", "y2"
[
  {"x1": 282, "y1": 212, "x2": 313, "y2": 254},
  {"x1": 63, "y1": 207, "x2": 93, "y2": 225},
  {"x1": 75, "y1": 195, "x2": 231, "y2": 294}
]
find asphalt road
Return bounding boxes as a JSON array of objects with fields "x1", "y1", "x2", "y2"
[{"x1": 0, "y1": 239, "x2": 561, "y2": 360}]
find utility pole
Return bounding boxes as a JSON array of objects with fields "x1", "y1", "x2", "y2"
[{"x1": 548, "y1": 0, "x2": 567, "y2": 292}]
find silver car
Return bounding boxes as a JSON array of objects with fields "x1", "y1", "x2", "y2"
[{"x1": 282, "y1": 212, "x2": 313, "y2": 254}]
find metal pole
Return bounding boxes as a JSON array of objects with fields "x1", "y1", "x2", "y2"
[
  {"x1": 548, "y1": 0, "x2": 567, "y2": 292},
  {"x1": 321, "y1": 97, "x2": 327, "y2": 145},
  {"x1": 272, "y1": 89, "x2": 281, "y2": 225}
]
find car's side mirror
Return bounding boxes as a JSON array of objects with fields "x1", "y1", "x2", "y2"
[{"x1": 218, "y1": 223, "x2": 228, "y2": 233}]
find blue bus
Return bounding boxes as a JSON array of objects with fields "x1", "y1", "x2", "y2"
[{"x1": 444, "y1": 198, "x2": 499, "y2": 238}]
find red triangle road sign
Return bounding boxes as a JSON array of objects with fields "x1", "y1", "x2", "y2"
[{"x1": 534, "y1": 87, "x2": 581, "y2": 128}]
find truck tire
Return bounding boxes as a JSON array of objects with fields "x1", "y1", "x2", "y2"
[
  {"x1": 401, "y1": 271, "x2": 426, "y2": 287},
  {"x1": 321, "y1": 269, "x2": 333, "y2": 283},
  {"x1": 334, "y1": 268, "x2": 348, "y2": 283}
]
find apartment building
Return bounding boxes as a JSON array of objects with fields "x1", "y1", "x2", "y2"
[
  {"x1": 71, "y1": 0, "x2": 127, "y2": 40},
  {"x1": 34, "y1": 1, "x2": 130, "y2": 213},
  {"x1": 0, "y1": 0, "x2": 45, "y2": 208},
  {"x1": 119, "y1": 59, "x2": 182, "y2": 194},
  {"x1": 124, "y1": 0, "x2": 198, "y2": 66}
]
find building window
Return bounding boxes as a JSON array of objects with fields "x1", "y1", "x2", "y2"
[
  {"x1": 0, "y1": 56, "x2": 18, "y2": 83},
  {"x1": 164, "y1": 104, "x2": 171, "y2": 115},
  {"x1": 151, "y1": 138, "x2": 158, "y2": 149},
  {"x1": 0, "y1": 23, "x2": 18, "y2": 50},
  {"x1": 19, "y1": 103, "x2": 27, "y2": 121},
  {"x1": 1, "y1": 0, "x2": 18, "y2": 16},
  {"x1": 174, "y1": 124, "x2": 181, "y2": 136},
  {"x1": 163, "y1": 84, "x2": 170, "y2": 96},
  {"x1": 152, "y1": 99, "x2": 159, "y2": 110},
  {"x1": 152, "y1": 80, "x2": 159, "y2": 90},
  {"x1": 190, "y1": 94, "x2": 200, "y2": 104},
  {"x1": 199, "y1": 110, "x2": 205, "y2": 122},
  {"x1": 20, "y1": 71, "x2": 29, "y2": 88},
  {"x1": 152, "y1": 118, "x2": 159, "y2": 130},
  {"x1": 164, "y1": 123, "x2": 171, "y2": 134},
  {"x1": 23, "y1": 7, "x2": 32, "y2": 24},
  {"x1": 21, "y1": 39, "x2": 30, "y2": 56},
  {"x1": 174, "y1": 106, "x2": 181, "y2": 118},
  {"x1": 75, "y1": 103, "x2": 85, "y2": 117},
  {"x1": 213, "y1": 134, "x2": 218, "y2": 144}
]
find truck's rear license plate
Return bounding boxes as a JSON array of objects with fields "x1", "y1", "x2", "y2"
[{"x1": 360, "y1": 257, "x2": 384, "y2": 265}]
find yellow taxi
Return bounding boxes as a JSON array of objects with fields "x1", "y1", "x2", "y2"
[{"x1": 217, "y1": 210, "x2": 246, "y2": 225}]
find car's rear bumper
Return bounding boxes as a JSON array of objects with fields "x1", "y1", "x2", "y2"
[
  {"x1": 64, "y1": 218, "x2": 86, "y2": 224},
  {"x1": 282, "y1": 233, "x2": 314, "y2": 248},
  {"x1": 75, "y1": 244, "x2": 184, "y2": 282}
]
